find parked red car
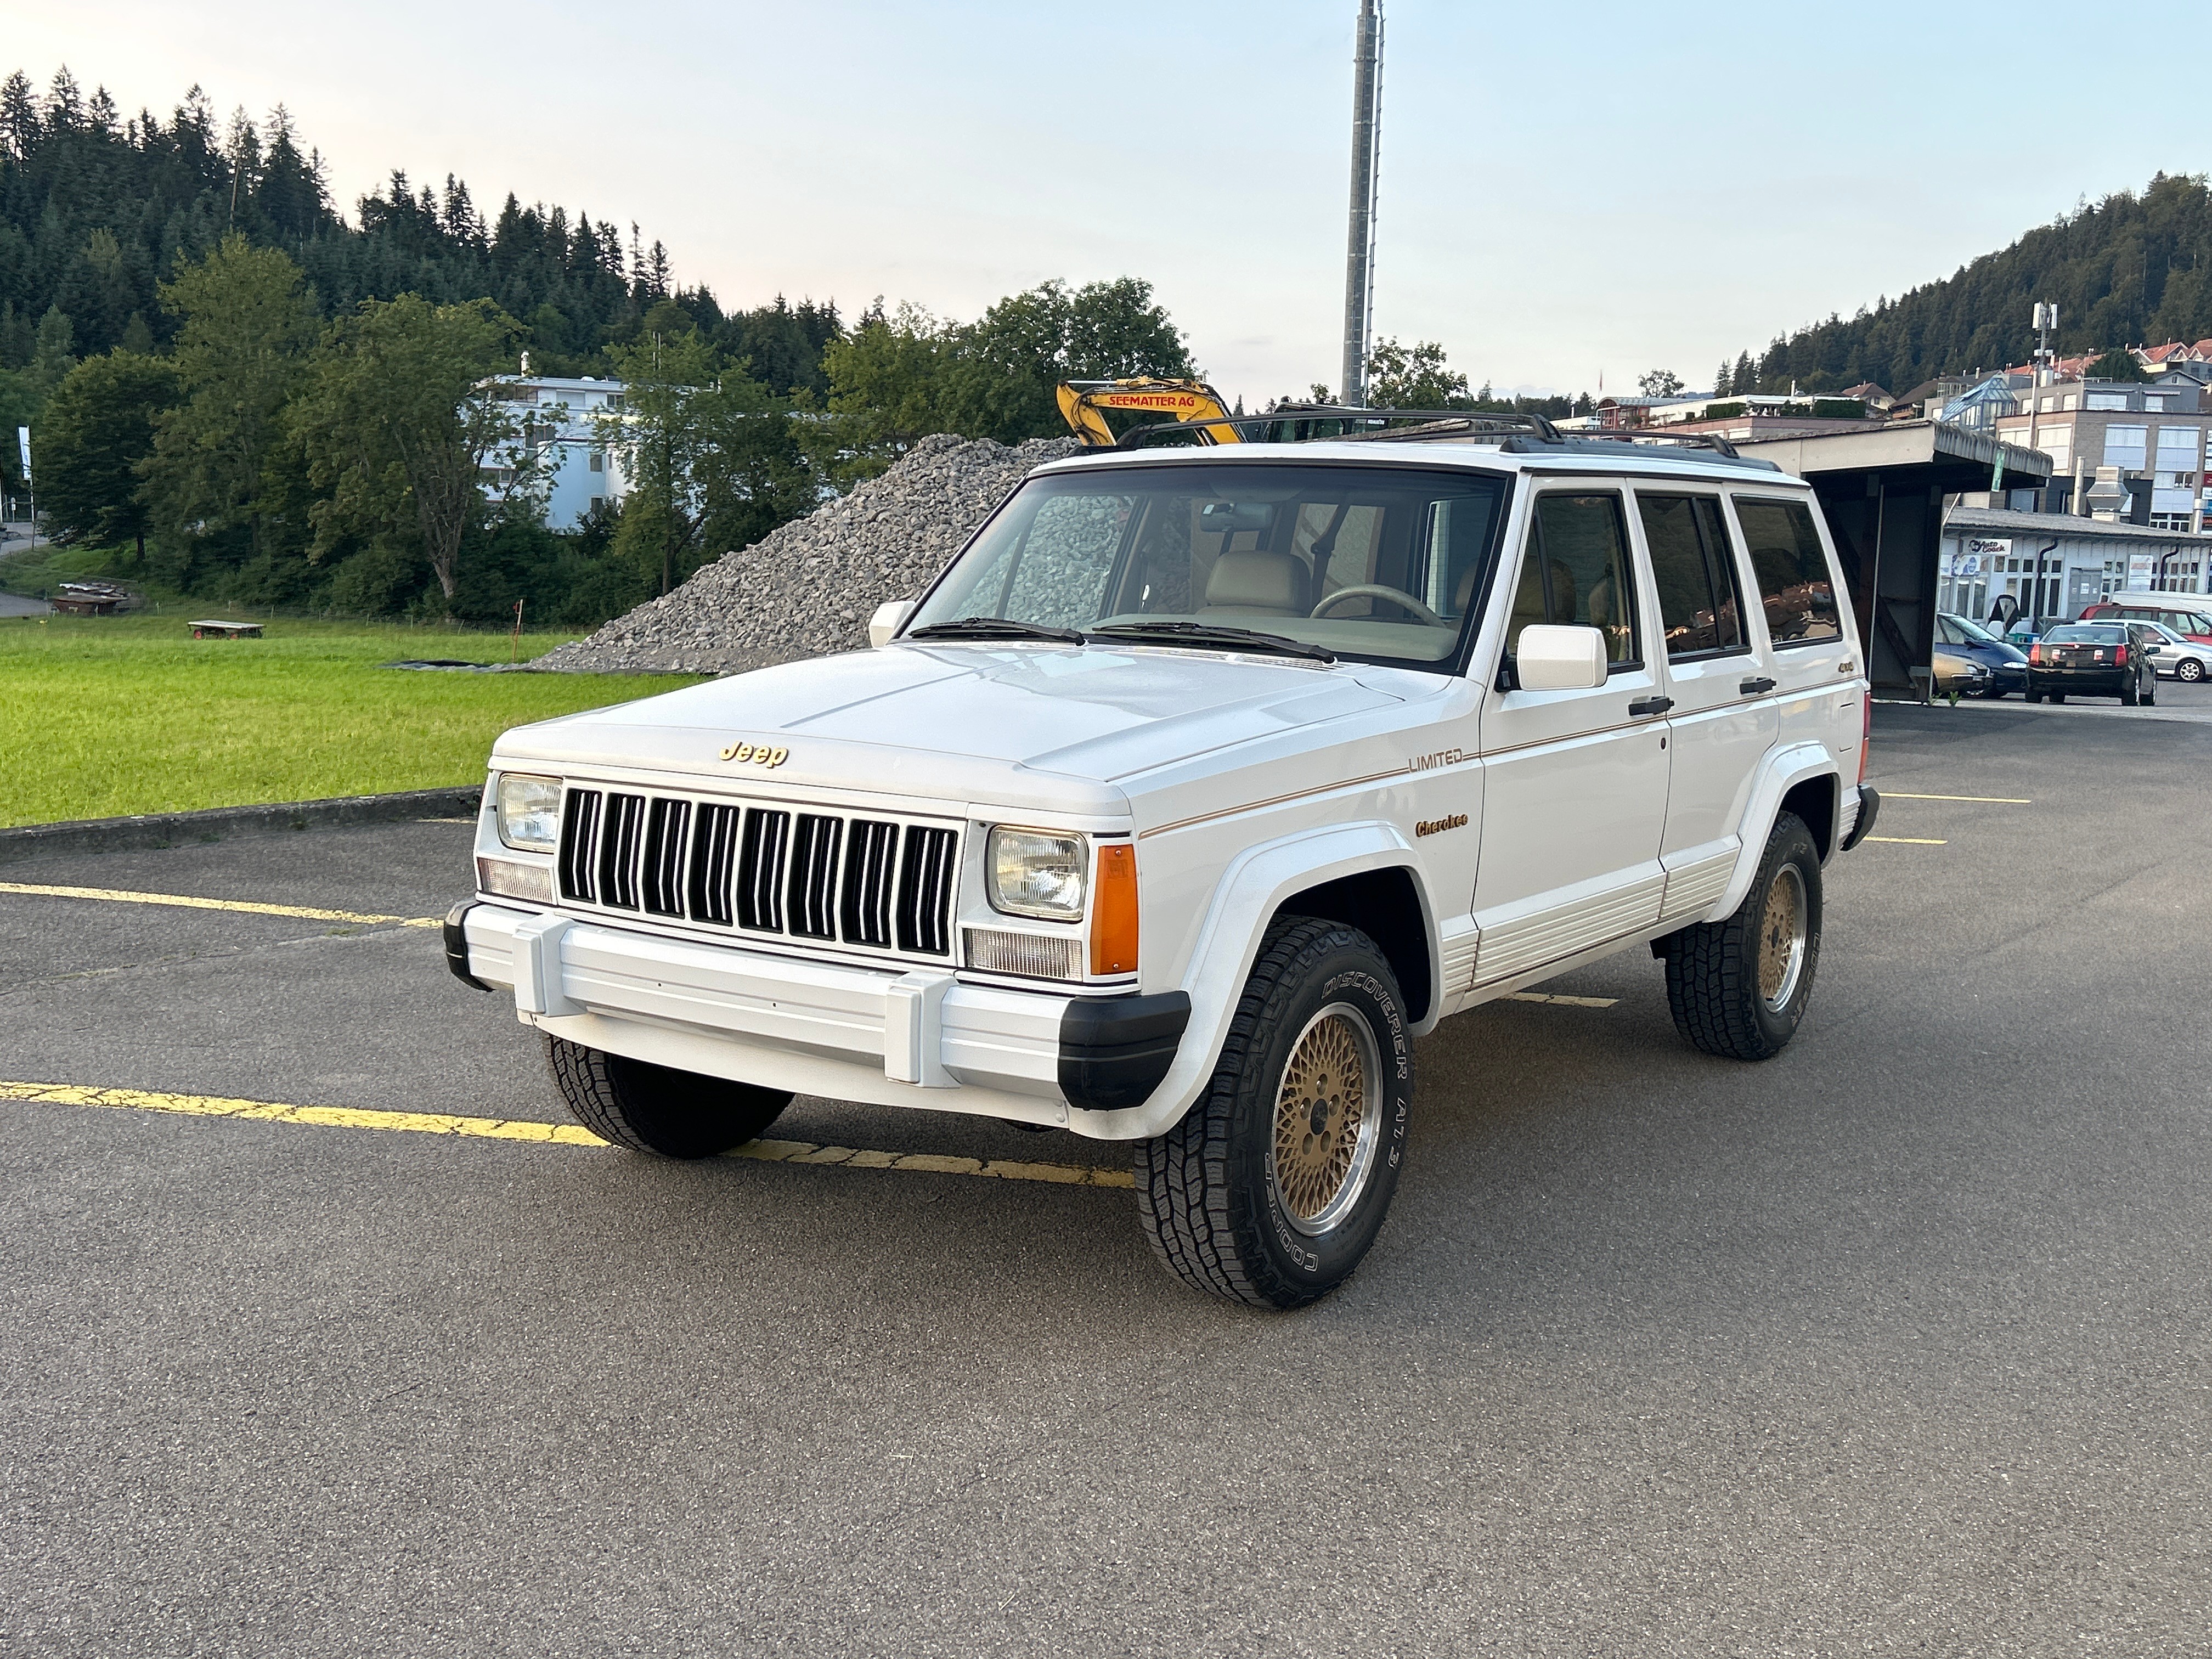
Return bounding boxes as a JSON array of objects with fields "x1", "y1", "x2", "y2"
[{"x1": 2079, "y1": 597, "x2": 2212, "y2": 644}]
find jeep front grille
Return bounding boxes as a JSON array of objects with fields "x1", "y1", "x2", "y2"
[{"x1": 556, "y1": 786, "x2": 957, "y2": 958}]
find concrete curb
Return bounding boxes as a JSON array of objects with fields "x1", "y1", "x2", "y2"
[{"x1": 0, "y1": 786, "x2": 484, "y2": 866}]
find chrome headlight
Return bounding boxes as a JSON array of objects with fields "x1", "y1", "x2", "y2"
[
  {"x1": 495, "y1": 774, "x2": 562, "y2": 851},
  {"x1": 987, "y1": 827, "x2": 1087, "y2": 920}
]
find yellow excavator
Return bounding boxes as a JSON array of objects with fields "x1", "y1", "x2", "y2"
[{"x1": 1056, "y1": 377, "x2": 1245, "y2": 447}]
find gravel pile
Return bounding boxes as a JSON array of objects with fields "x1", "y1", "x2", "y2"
[{"x1": 534, "y1": 433, "x2": 1083, "y2": 676}]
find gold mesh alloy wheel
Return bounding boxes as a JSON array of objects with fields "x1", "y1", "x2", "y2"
[
  {"x1": 1268, "y1": 1002, "x2": 1383, "y2": 1237},
  {"x1": 1759, "y1": 862, "x2": 1808, "y2": 1012}
]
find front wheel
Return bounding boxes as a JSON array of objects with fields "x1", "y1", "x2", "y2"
[
  {"x1": 1657, "y1": 812, "x2": 1822, "y2": 1062},
  {"x1": 546, "y1": 1036, "x2": 791, "y2": 1158},
  {"x1": 1135, "y1": 917, "x2": 1413, "y2": 1308}
]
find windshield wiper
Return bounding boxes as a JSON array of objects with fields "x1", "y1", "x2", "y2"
[
  {"x1": 907, "y1": 616, "x2": 1087, "y2": 645},
  {"x1": 1087, "y1": 622, "x2": 1336, "y2": 663}
]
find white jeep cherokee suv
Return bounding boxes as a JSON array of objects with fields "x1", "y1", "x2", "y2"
[{"x1": 447, "y1": 419, "x2": 1880, "y2": 1307}]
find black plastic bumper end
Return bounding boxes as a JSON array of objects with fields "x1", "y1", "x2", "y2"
[
  {"x1": 1058, "y1": 991, "x2": 1192, "y2": 1113},
  {"x1": 1840, "y1": 785, "x2": 1881, "y2": 853},
  {"x1": 444, "y1": 902, "x2": 493, "y2": 992}
]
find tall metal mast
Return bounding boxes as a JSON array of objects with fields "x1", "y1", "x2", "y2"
[{"x1": 1339, "y1": 0, "x2": 1383, "y2": 406}]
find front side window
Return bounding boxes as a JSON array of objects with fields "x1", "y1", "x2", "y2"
[
  {"x1": 905, "y1": 463, "x2": 1510, "y2": 671},
  {"x1": 1734, "y1": 496, "x2": 1842, "y2": 646},
  {"x1": 1506, "y1": 493, "x2": 1639, "y2": 666},
  {"x1": 1638, "y1": 493, "x2": 1746, "y2": 659}
]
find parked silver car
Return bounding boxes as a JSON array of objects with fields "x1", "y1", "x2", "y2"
[{"x1": 2132, "y1": 619, "x2": 2212, "y2": 682}]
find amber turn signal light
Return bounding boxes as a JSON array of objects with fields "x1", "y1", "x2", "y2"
[{"x1": 1090, "y1": 842, "x2": 1138, "y2": 975}]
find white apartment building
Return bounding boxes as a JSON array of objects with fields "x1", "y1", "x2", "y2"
[{"x1": 482, "y1": 374, "x2": 629, "y2": 532}]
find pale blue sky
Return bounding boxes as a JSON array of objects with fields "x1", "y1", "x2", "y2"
[{"x1": 14, "y1": 1, "x2": 2209, "y2": 402}]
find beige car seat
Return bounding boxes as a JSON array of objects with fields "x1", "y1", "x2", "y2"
[{"x1": 1201, "y1": 550, "x2": 1307, "y2": 618}]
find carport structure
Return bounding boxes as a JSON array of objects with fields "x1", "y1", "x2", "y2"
[{"x1": 1735, "y1": 422, "x2": 2051, "y2": 691}]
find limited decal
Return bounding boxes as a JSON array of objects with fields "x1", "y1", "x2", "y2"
[
  {"x1": 1407, "y1": 747, "x2": 1468, "y2": 772},
  {"x1": 719, "y1": 741, "x2": 790, "y2": 767}
]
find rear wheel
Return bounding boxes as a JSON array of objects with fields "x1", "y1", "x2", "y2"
[
  {"x1": 546, "y1": 1036, "x2": 790, "y2": 1158},
  {"x1": 1135, "y1": 917, "x2": 1413, "y2": 1308},
  {"x1": 2122, "y1": 674, "x2": 2140, "y2": 706},
  {"x1": 1657, "y1": 812, "x2": 1822, "y2": 1062},
  {"x1": 2050, "y1": 692, "x2": 2066, "y2": 704},
  {"x1": 2179, "y1": 657, "x2": 2205, "y2": 682}
]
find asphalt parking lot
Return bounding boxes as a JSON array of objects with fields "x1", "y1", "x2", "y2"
[{"x1": 5, "y1": 703, "x2": 2209, "y2": 1657}]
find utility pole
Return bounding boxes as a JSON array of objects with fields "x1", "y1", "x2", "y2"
[
  {"x1": 1339, "y1": 0, "x2": 1384, "y2": 407},
  {"x1": 2024, "y1": 302, "x2": 2056, "y2": 506}
]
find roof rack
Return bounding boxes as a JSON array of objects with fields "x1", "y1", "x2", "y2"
[
  {"x1": 1521, "y1": 427, "x2": 1746, "y2": 460},
  {"x1": 1114, "y1": 405, "x2": 1765, "y2": 463}
]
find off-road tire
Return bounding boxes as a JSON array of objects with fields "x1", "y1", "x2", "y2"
[
  {"x1": 1134, "y1": 917, "x2": 1413, "y2": 1309},
  {"x1": 1657, "y1": 811, "x2": 1822, "y2": 1062},
  {"x1": 546, "y1": 1036, "x2": 790, "y2": 1158}
]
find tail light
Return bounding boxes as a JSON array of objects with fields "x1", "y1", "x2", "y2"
[
  {"x1": 2028, "y1": 642, "x2": 2042, "y2": 664},
  {"x1": 2115, "y1": 644, "x2": 2129, "y2": 665},
  {"x1": 1090, "y1": 842, "x2": 1139, "y2": 975}
]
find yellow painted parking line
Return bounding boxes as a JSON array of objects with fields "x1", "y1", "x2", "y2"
[
  {"x1": 0, "y1": 1081, "x2": 1134, "y2": 1189},
  {"x1": 1504, "y1": 991, "x2": 1619, "y2": 1008},
  {"x1": 1882, "y1": 792, "x2": 2032, "y2": 804},
  {"x1": 1865, "y1": 836, "x2": 1948, "y2": 845},
  {"x1": 0, "y1": 882, "x2": 441, "y2": 928}
]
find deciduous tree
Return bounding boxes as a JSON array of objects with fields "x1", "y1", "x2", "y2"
[
  {"x1": 291, "y1": 292, "x2": 526, "y2": 605},
  {"x1": 1365, "y1": 338, "x2": 1471, "y2": 408}
]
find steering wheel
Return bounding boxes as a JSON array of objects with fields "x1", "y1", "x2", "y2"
[{"x1": 1310, "y1": 585, "x2": 1447, "y2": 627}]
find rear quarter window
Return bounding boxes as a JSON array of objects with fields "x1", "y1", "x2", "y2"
[{"x1": 1733, "y1": 497, "x2": 1842, "y2": 647}]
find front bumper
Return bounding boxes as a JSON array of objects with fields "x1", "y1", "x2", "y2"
[{"x1": 448, "y1": 902, "x2": 1188, "y2": 1133}]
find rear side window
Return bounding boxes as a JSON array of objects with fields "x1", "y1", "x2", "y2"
[
  {"x1": 1508, "y1": 493, "x2": 1639, "y2": 665},
  {"x1": 1734, "y1": 498, "x2": 1842, "y2": 647},
  {"x1": 1638, "y1": 494, "x2": 1746, "y2": 659}
]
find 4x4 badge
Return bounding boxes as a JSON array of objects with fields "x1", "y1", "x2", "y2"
[{"x1": 719, "y1": 741, "x2": 789, "y2": 767}]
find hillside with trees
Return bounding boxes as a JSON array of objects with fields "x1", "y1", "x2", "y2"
[
  {"x1": 0, "y1": 67, "x2": 1193, "y2": 624},
  {"x1": 1712, "y1": 173, "x2": 2212, "y2": 397}
]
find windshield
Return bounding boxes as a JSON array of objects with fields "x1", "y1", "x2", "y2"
[{"x1": 905, "y1": 462, "x2": 1510, "y2": 670}]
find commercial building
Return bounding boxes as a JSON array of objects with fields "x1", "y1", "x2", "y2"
[
  {"x1": 1938, "y1": 506, "x2": 2212, "y2": 625},
  {"x1": 481, "y1": 375, "x2": 629, "y2": 531}
]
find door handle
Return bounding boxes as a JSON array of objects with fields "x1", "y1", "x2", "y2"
[
  {"x1": 1740, "y1": 676, "x2": 1777, "y2": 695},
  {"x1": 1628, "y1": 696, "x2": 1674, "y2": 717}
]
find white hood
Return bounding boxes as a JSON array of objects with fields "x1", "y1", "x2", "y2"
[{"x1": 495, "y1": 642, "x2": 1408, "y2": 809}]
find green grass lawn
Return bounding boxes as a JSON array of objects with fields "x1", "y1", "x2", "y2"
[{"x1": 2, "y1": 612, "x2": 701, "y2": 827}]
